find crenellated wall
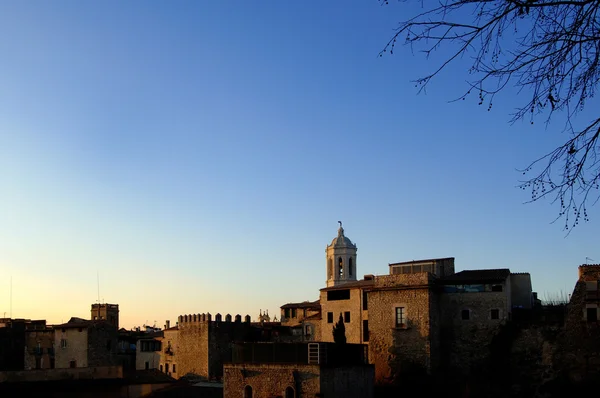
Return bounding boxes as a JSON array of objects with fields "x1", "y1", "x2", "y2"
[{"x1": 163, "y1": 312, "x2": 254, "y2": 380}]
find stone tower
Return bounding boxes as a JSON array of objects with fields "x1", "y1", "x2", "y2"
[{"x1": 326, "y1": 222, "x2": 357, "y2": 287}]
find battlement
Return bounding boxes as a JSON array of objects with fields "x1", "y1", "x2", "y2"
[{"x1": 177, "y1": 313, "x2": 252, "y2": 325}]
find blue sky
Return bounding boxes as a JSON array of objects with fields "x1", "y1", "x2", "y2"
[{"x1": 0, "y1": 1, "x2": 597, "y2": 328}]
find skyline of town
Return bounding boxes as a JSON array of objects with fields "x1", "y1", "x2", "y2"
[{"x1": 1, "y1": 2, "x2": 598, "y2": 329}]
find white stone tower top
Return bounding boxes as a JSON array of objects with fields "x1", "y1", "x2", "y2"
[{"x1": 326, "y1": 221, "x2": 358, "y2": 287}]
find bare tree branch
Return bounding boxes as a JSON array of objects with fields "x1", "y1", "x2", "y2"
[{"x1": 381, "y1": 0, "x2": 600, "y2": 230}]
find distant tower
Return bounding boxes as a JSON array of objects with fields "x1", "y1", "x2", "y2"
[
  {"x1": 326, "y1": 221, "x2": 357, "y2": 287},
  {"x1": 91, "y1": 303, "x2": 119, "y2": 328}
]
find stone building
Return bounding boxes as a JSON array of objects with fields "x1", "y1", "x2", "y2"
[
  {"x1": 282, "y1": 224, "x2": 535, "y2": 384},
  {"x1": 91, "y1": 303, "x2": 119, "y2": 328},
  {"x1": 280, "y1": 300, "x2": 321, "y2": 341},
  {"x1": 157, "y1": 313, "x2": 256, "y2": 381},
  {"x1": 223, "y1": 342, "x2": 374, "y2": 398},
  {"x1": 54, "y1": 317, "x2": 118, "y2": 369},
  {"x1": 563, "y1": 264, "x2": 600, "y2": 378},
  {"x1": 24, "y1": 322, "x2": 55, "y2": 370},
  {"x1": 0, "y1": 318, "x2": 47, "y2": 371}
]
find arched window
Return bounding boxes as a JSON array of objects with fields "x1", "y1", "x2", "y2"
[
  {"x1": 349, "y1": 258, "x2": 353, "y2": 277},
  {"x1": 285, "y1": 386, "x2": 295, "y2": 398},
  {"x1": 244, "y1": 385, "x2": 253, "y2": 398},
  {"x1": 338, "y1": 257, "x2": 343, "y2": 278},
  {"x1": 327, "y1": 258, "x2": 333, "y2": 279}
]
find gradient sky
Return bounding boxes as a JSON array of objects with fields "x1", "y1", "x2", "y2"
[{"x1": 0, "y1": 1, "x2": 597, "y2": 329}]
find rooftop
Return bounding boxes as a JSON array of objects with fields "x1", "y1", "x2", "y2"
[{"x1": 441, "y1": 269, "x2": 511, "y2": 284}]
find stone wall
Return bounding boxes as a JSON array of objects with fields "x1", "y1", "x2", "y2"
[
  {"x1": 0, "y1": 365, "x2": 123, "y2": 382},
  {"x1": 136, "y1": 339, "x2": 161, "y2": 370},
  {"x1": 158, "y1": 327, "x2": 179, "y2": 377},
  {"x1": 24, "y1": 328, "x2": 55, "y2": 370},
  {"x1": 319, "y1": 287, "x2": 364, "y2": 344},
  {"x1": 165, "y1": 313, "x2": 255, "y2": 380},
  {"x1": 367, "y1": 274, "x2": 436, "y2": 385},
  {"x1": 439, "y1": 290, "x2": 509, "y2": 373},
  {"x1": 55, "y1": 327, "x2": 89, "y2": 368},
  {"x1": 88, "y1": 323, "x2": 118, "y2": 367},
  {"x1": 223, "y1": 363, "x2": 374, "y2": 398},
  {"x1": 224, "y1": 363, "x2": 319, "y2": 398}
]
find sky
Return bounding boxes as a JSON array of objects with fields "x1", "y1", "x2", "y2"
[{"x1": 0, "y1": 1, "x2": 597, "y2": 329}]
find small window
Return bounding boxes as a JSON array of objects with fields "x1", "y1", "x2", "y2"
[
  {"x1": 492, "y1": 284, "x2": 503, "y2": 292},
  {"x1": 244, "y1": 385, "x2": 253, "y2": 398},
  {"x1": 395, "y1": 307, "x2": 406, "y2": 327},
  {"x1": 106, "y1": 340, "x2": 111, "y2": 351},
  {"x1": 362, "y1": 291, "x2": 368, "y2": 310},
  {"x1": 284, "y1": 308, "x2": 290, "y2": 319},
  {"x1": 491, "y1": 309, "x2": 500, "y2": 320},
  {"x1": 305, "y1": 325, "x2": 311, "y2": 336},
  {"x1": 363, "y1": 320, "x2": 369, "y2": 342},
  {"x1": 461, "y1": 309, "x2": 470, "y2": 320},
  {"x1": 165, "y1": 363, "x2": 169, "y2": 373},
  {"x1": 344, "y1": 311, "x2": 351, "y2": 323},
  {"x1": 291, "y1": 308, "x2": 297, "y2": 318},
  {"x1": 587, "y1": 308, "x2": 598, "y2": 322},
  {"x1": 78, "y1": 328, "x2": 83, "y2": 332},
  {"x1": 69, "y1": 360, "x2": 76, "y2": 368},
  {"x1": 172, "y1": 364, "x2": 176, "y2": 373},
  {"x1": 338, "y1": 257, "x2": 343, "y2": 278},
  {"x1": 349, "y1": 258, "x2": 353, "y2": 277},
  {"x1": 327, "y1": 312, "x2": 333, "y2": 323},
  {"x1": 145, "y1": 361, "x2": 149, "y2": 370},
  {"x1": 160, "y1": 364, "x2": 163, "y2": 372},
  {"x1": 60, "y1": 339, "x2": 67, "y2": 349}
]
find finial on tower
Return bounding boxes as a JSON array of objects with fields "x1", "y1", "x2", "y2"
[{"x1": 337, "y1": 221, "x2": 344, "y2": 236}]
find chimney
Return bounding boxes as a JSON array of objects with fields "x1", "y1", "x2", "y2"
[{"x1": 165, "y1": 320, "x2": 171, "y2": 329}]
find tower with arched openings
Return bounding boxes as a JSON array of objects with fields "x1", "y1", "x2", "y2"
[{"x1": 326, "y1": 221, "x2": 357, "y2": 287}]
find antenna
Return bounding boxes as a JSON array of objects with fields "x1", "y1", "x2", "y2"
[
  {"x1": 586, "y1": 257, "x2": 595, "y2": 264},
  {"x1": 97, "y1": 271, "x2": 100, "y2": 304}
]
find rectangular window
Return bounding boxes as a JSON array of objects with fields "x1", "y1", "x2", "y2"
[
  {"x1": 491, "y1": 309, "x2": 500, "y2": 320},
  {"x1": 395, "y1": 307, "x2": 406, "y2": 327},
  {"x1": 145, "y1": 361, "x2": 149, "y2": 370},
  {"x1": 284, "y1": 308, "x2": 290, "y2": 319},
  {"x1": 344, "y1": 311, "x2": 350, "y2": 323},
  {"x1": 362, "y1": 291, "x2": 368, "y2": 310},
  {"x1": 461, "y1": 309, "x2": 470, "y2": 320},
  {"x1": 291, "y1": 308, "x2": 297, "y2": 318},
  {"x1": 327, "y1": 312, "x2": 333, "y2": 323},
  {"x1": 587, "y1": 307, "x2": 598, "y2": 322},
  {"x1": 69, "y1": 360, "x2": 76, "y2": 368},
  {"x1": 492, "y1": 284, "x2": 503, "y2": 292},
  {"x1": 60, "y1": 339, "x2": 67, "y2": 349},
  {"x1": 160, "y1": 364, "x2": 163, "y2": 372},
  {"x1": 363, "y1": 320, "x2": 369, "y2": 342},
  {"x1": 327, "y1": 289, "x2": 351, "y2": 301},
  {"x1": 172, "y1": 364, "x2": 176, "y2": 373}
]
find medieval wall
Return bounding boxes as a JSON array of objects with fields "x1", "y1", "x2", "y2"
[{"x1": 224, "y1": 363, "x2": 320, "y2": 398}]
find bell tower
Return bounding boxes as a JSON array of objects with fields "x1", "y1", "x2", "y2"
[{"x1": 326, "y1": 221, "x2": 358, "y2": 287}]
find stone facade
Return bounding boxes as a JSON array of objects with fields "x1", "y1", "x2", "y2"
[
  {"x1": 90, "y1": 303, "x2": 119, "y2": 328},
  {"x1": 158, "y1": 313, "x2": 256, "y2": 380},
  {"x1": 320, "y1": 281, "x2": 371, "y2": 344},
  {"x1": 158, "y1": 326, "x2": 179, "y2": 377},
  {"x1": 224, "y1": 363, "x2": 374, "y2": 398},
  {"x1": 24, "y1": 327, "x2": 55, "y2": 370},
  {"x1": 366, "y1": 273, "x2": 438, "y2": 383},
  {"x1": 224, "y1": 342, "x2": 374, "y2": 398},
  {"x1": 136, "y1": 338, "x2": 162, "y2": 370},
  {"x1": 54, "y1": 318, "x2": 118, "y2": 369}
]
